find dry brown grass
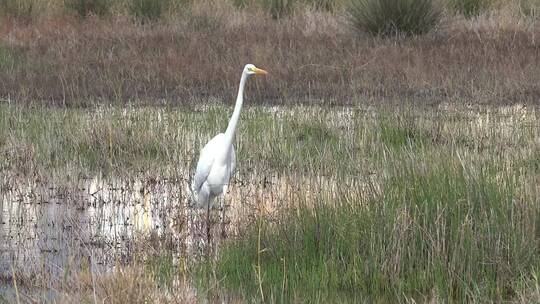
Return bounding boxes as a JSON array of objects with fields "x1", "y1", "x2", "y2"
[
  {"x1": 0, "y1": 1, "x2": 538, "y2": 106},
  {"x1": 2, "y1": 264, "x2": 198, "y2": 303}
]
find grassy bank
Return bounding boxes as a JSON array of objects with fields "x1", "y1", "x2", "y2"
[
  {"x1": 0, "y1": 1, "x2": 539, "y2": 105},
  {"x1": 0, "y1": 103, "x2": 538, "y2": 302}
]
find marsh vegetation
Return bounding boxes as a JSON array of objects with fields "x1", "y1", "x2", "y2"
[
  {"x1": 0, "y1": 0, "x2": 539, "y2": 302},
  {"x1": 0, "y1": 103, "x2": 538, "y2": 302}
]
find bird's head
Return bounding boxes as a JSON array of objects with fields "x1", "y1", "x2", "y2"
[{"x1": 244, "y1": 64, "x2": 268, "y2": 76}]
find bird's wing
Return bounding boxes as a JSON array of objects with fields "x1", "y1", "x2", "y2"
[
  {"x1": 192, "y1": 154, "x2": 213, "y2": 193},
  {"x1": 191, "y1": 134, "x2": 223, "y2": 193}
]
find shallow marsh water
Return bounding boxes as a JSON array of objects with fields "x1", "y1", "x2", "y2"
[
  {"x1": 0, "y1": 169, "x2": 348, "y2": 289},
  {"x1": 0, "y1": 176, "x2": 183, "y2": 277}
]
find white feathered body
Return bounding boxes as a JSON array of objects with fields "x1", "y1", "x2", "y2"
[{"x1": 191, "y1": 133, "x2": 236, "y2": 208}]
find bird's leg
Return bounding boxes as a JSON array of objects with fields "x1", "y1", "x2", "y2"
[
  {"x1": 205, "y1": 201, "x2": 211, "y2": 257},
  {"x1": 220, "y1": 185, "x2": 228, "y2": 240}
]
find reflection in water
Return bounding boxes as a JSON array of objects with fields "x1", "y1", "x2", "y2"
[{"x1": 0, "y1": 176, "x2": 192, "y2": 282}]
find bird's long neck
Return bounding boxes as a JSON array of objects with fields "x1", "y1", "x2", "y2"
[{"x1": 224, "y1": 71, "x2": 248, "y2": 146}]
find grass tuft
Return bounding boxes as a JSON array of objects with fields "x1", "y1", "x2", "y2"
[{"x1": 348, "y1": 0, "x2": 440, "y2": 36}]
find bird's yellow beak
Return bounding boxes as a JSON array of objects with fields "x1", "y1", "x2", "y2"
[{"x1": 253, "y1": 67, "x2": 268, "y2": 75}]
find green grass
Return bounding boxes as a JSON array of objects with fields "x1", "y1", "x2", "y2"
[
  {"x1": 0, "y1": 44, "x2": 24, "y2": 74},
  {"x1": 0, "y1": 104, "x2": 358, "y2": 176},
  {"x1": 448, "y1": 0, "x2": 492, "y2": 18},
  {"x1": 147, "y1": 254, "x2": 177, "y2": 289},
  {"x1": 378, "y1": 117, "x2": 431, "y2": 148},
  {"x1": 520, "y1": 0, "x2": 540, "y2": 18},
  {"x1": 129, "y1": 0, "x2": 171, "y2": 23},
  {"x1": 190, "y1": 104, "x2": 539, "y2": 303},
  {"x1": 196, "y1": 146, "x2": 539, "y2": 303}
]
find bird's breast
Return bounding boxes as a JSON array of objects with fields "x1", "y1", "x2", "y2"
[{"x1": 206, "y1": 162, "x2": 231, "y2": 194}]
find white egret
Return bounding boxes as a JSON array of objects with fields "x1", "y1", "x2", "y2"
[{"x1": 189, "y1": 64, "x2": 267, "y2": 241}]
